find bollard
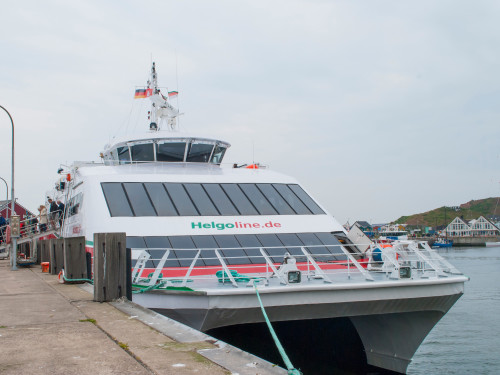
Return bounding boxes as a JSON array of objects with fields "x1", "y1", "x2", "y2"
[
  {"x1": 40, "y1": 239, "x2": 50, "y2": 264},
  {"x1": 93, "y1": 233, "x2": 130, "y2": 302},
  {"x1": 49, "y1": 238, "x2": 64, "y2": 275},
  {"x1": 63, "y1": 237, "x2": 87, "y2": 282}
]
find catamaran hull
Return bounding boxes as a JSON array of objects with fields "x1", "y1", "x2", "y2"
[{"x1": 133, "y1": 277, "x2": 466, "y2": 373}]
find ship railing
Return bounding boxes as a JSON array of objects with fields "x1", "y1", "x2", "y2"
[
  {"x1": 0, "y1": 215, "x2": 60, "y2": 252},
  {"x1": 130, "y1": 242, "x2": 461, "y2": 290}
]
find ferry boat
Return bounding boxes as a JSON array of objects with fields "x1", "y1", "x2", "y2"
[
  {"x1": 50, "y1": 63, "x2": 467, "y2": 374},
  {"x1": 378, "y1": 224, "x2": 409, "y2": 241}
]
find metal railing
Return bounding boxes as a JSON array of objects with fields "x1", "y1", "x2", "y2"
[
  {"x1": 130, "y1": 241, "x2": 463, "y2": 291},
  {"x1": 0, "y1": 214, "x2": 60, "y2": 249}
]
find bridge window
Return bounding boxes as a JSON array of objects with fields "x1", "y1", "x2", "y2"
[
  {"x1": 117, "y1": 146, "x2": 130, "y2": 164},
  {"x1": 130, "y1": 142, "x2": 154, "y2": 162},
  {"x1": 156, "y1": 141, "x2": 186, "y2": 162},
  {"x1": 186, "y1": 142, "x2": 214, "y2": 162}
]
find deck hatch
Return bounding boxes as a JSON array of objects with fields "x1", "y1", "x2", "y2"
[{"x1": 102, "y1": 182, "x2": 325, "y2": 217}]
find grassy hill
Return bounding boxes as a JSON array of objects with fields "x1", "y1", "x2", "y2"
[{"x1": 394, "y1": 197, "x2": 500, "y2": 228}]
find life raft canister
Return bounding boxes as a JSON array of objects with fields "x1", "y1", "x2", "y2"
[{"x1": 372, "y1": 247, "x2": 383, "y2": 262}]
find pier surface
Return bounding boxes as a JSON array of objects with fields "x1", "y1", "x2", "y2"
[{"x1": 0, "y1": 258, "x2": 285, "y2": 375}]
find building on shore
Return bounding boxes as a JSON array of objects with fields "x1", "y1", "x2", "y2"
[
  {"x1": 0, "y1": 200, "x2": 34, "y2": 221},
  {"x1": 444, "y1": 216, "x2": 500, "y2": 237}
]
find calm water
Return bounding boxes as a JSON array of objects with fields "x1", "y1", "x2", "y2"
[{"x1": 407, "y1": 246, "x2": 500, "y2": 375}]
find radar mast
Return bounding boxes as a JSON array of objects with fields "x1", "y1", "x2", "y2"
[{"x1": 147, "y1": 62, "x2": 180, "y2": 131}]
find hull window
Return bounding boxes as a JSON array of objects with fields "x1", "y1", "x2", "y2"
[
  {"x1": 239, "y1": 184, "x2": 277, "y2": 215},
  {"x1": 123, "y1": 183, "x2": 157, "y2": 216},
  {"x1": 144, "y1": 183, "x2": 178, "y2": 216},
  {"x1": 184, "y1": 184, "x2": 219, "y2": 216},
  {"x1": 288, "y1": 185, "x2": 325, "y2": 215},
  {"x1": 102, "y1": 183, "x2": 134, "y2": 216},
  {"x1": 102, "y1": 182, "x2": 324, "y2": 217},
  {"x1": 128, "y1": 232, "x2": 349, "y2": 268}
]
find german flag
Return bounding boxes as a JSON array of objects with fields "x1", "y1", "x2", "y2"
[{"x1": 134, "y1": 88, "x2": 153, "y2": 99}]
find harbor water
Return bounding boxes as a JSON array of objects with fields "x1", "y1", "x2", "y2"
[
  {"x1": 407, "y1": 245, "x2": 500, "y2": 375},
  {"x1": 208, "y1": 246, "x2": 500, "y2": 374}
]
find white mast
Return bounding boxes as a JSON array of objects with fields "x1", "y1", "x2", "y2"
[{"x1": 147, "y1": 62, "x2": 180, "y2": 131}]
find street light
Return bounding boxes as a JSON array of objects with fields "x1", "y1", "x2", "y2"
[
  {"x1": 0, "y1": 176, "x2": 7, "y2": 200},
  {"x1": 0, "y1": 105, "x2": 17, "y2": 271}
]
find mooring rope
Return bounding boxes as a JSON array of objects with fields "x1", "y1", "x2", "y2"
[{"x1": 253, "y1": 281, "x2": 302, "y2": 375}]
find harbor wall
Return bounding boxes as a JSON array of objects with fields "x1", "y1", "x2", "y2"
[{"x1": 414, "y1": 236, "x2": 500, "y2": 247}]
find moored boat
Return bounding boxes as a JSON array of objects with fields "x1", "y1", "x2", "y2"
[
  {"x1": 46, "y1": 63, "x2": 467, "y2": 374},
  {"x1": 432, "y1": 238, "x2": 453, "y2": 248}
]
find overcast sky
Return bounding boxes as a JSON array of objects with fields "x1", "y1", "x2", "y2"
[{"x1": 1, "y1": 0, "x2": 499, "y2": 224}]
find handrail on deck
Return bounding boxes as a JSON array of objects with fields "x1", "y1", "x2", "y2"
[{"x1": 130, "y1": 241, "x2": 462, "y2": 291}]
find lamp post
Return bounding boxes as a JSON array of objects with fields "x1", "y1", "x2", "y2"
[
  {"x1": 0, "y1": 176, "x2": 7, "y2": 200},
  {"x1": 0, "y1": 105, "x2": 17, "y2": 270}
]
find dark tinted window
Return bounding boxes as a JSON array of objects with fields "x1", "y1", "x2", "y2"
[
  {"x1": 239, "y1": 184, "x2": 277, "y2": 215},
  {"x1": 234, "y1": 234, "x2": 265, "y2": 264},
  {"x1": 221, "y1": 184, "x2": 258, "y2": 215},
  {"x1": 210, "y1": 145, "x2": 226, "y2": 164},
  {"x1": 130, "y1": 143, "x2": 154, "y2": 162},
  {"x1": 314, "y1": 232, "x2": 345, "y2": 261},
  {"x1": 288, "y1": 184, "x2": 325, "y2": 214},
  {"x1": 214, "y1": 235, "x2": 248, "y2": 265},
  {"x1": 273, "y1": 184, "x2": 312, "y2": 214},
  {"x1": 203, "y1": 184, "x2": 239, "y2": 215},
  {"x1": 102, "y1": 183, "x2": 133, "y2": 216},
  {"x1": 168, "y1": 236, "x2": 203, "y2": 267},
  {"x1": 296, "y1": 232, "x2": 331, "y2": 259},
  {"x1": 184, "y1": 184, "x2": 219, "y2": 216},
  {"x1": 123, "y1": 183, "x2": 156, "y2": 216},
  {"x1": 102, "y1": 183, "x2": 324, "y2": 217},
  {"x1": 144, "y1": 183, "x2": 178, "y2": 216},
  {"x1": 276, "y1": 233, "x2": 304, "y2": 257},
  {"x1": 164, "y1": 183, "x2": 199, "y2": 216},
  {"x1": 127, "y1": 236, "x2": 146, "y2": 248},
  {"x1": 117, "y1": 146, "x2": 130, "y2": 164},
  {"x1": 186, "y1": 143, "x2": 214, "y2": 162},
  {"x1": 191, "y1": 235, "x2": 219, "y2": 266},
  {"x1": 128, "y1": 232, "x2": 353, "y2": 268},
  {"x1": 256, "y1": 233, "x2": 285, "y2": 263},
  {"x1": 257, "y1": 184, "x2": 295, "y2": 215},
  {"x1": 156, "y1": 142, "x2": 186, "y2": 162}
]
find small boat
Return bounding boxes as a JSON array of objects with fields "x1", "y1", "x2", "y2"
[
  {"x1": 432, "y1": 238, "x2": 453, "y2": 248},
  {"x1": 485, "y1": 241, "x2": 500, "y2": 247}
]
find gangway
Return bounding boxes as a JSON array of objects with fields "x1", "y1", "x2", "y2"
[{"x1": 0, "y1": 218, "x2": 59, "y2": 261}]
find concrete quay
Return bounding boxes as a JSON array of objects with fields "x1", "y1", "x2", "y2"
[{"x1": 0, "y1": 258, "x2": 285, "y2": 375}]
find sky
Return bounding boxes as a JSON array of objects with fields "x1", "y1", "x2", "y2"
[{"x1": 0, "y1": 0, "x2": 499, "y2": 224}]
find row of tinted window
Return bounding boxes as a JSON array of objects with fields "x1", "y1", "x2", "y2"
[
  {"x1": 102, "y1": 182, "x2": 325, "y2": 217},
  {"x1": 127, "y1": 232, "x2": 346, "y2": 267}
]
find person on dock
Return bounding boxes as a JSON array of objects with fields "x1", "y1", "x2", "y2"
[
  {"x1": 56, "y1": 200, "x2": 65, "y2": 227},
  {"x1": 30, "y1": 213, "x2": 38, "y2": 234},
  {"x1": 38, "y1": 205, "x2": 48, "y2": 232},
  {"x1": 0, "y1": 213, "x2": 6, "y2": 244},
  {"x1": 48, "y1": 198, "x2": 58, "y2": 229}
]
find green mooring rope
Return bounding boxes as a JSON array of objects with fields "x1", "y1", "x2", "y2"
[{"x1": 253, "y1": 281, "x2": 302, "y2": 375}]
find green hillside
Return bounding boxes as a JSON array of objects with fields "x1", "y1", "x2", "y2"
[{"x1": 394, "y1": 197, "x2": 500, "y2": 228}]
